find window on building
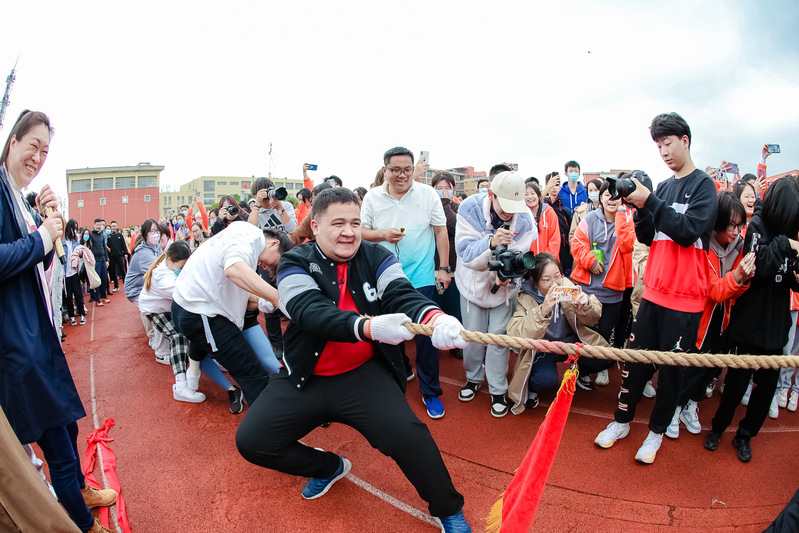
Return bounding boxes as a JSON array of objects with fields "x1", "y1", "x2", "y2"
[
  {"x1": 94, "y1": 178, "x2": 113, "y2": 191},
  {"x1": 99, "y1": 197, "x2": 107, "y2": 205},
  {"x1": 122, "y1": 196, "x2": 129, "y2": 204},
  {"x1": 218, "y1": 181, "x2": 227, "y2": 186},
  {"x1": 116, "y1": 176, "x2": 135, "y2": 189},
  {"x1": 204, "y1": 195, "x2": 214, "y2": 204},
  {"x1": 139, "y1": 176, "x2": 157, "y2": 188},
  {"x1": 71, "y1": 179, "x2": 91, "y2": 193},
  {"x1": 77, "y1": 200, "x2": 84, "y2": 208},
  {"x1": 144, "y1": 195, "x2": 151, "y2": 202},
  {"x1": 204, "y1": 180, "x2": 215, "y2": 192},
  {"x1": 241, "y1": 181, "x2": 250, "y2": 189}
]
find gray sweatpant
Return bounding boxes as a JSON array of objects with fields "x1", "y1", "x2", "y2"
[{"x1": 459, "y1": 294, "x2": 516, "y2": 396}]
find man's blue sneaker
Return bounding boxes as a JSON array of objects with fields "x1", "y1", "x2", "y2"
[
  {"x1": 423, "y1": 395, "x2": 445, "y2": 419},
  {"x1": 301, "y1": 457, "x2": 351, "y2": 500},
  {"x1": 437, "y1": 510, "x2": 471, "y2": 532}
]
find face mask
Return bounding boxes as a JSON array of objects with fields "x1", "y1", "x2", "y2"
[
  {"x1": 588, "y1": 191, "x2": 599, "y2": 203},
  {"x1": 147, "y1": 233, "x2": 160, "y2": 247},
  {"x1": 479, "y1": 188, "x2": 488, "y2": 194},
  {"x1": 177, "y1": 219, "x2": 184, "y2": 226},
  {"x1": 181, "y1": 211, "x2": 188, "y2": 217},
  {"x1": 83, "y1": 235, "x2": 90, "y2": 242},
  {"x1": 173, "y1": 268, "x2": 182, "y2": 276},
  {"x1": 436, "y1": 189, "x2": 444, "y2": 198},
  {"x1": 105, "y1": 229, "x2": 111, "y2": 235},
  {"x1": 568, "y1": 172, "x2": 580, "y2": 182}
]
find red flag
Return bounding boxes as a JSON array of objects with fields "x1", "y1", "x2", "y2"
[
  {"x1": 84, "y1": 418, "x2": 132, "y2": 533},
  {"x1": 486, "y1": 367, "x2": 578, "y2": 533}
]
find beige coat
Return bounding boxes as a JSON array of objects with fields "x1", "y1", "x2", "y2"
[
  {"x1": 506, "y1": 278, "x2": 608, "y2": 415},
  {"x1": 630, "y1": 240, "x2": 650, "y2": 317}
]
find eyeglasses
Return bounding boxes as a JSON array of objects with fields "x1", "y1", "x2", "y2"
[
  {"x1": 387, "y1": 167, "x2": 414, "y2": 177},
  {"x1": 147, "y1": 230, "x2": 161, "y2": 236},
  {"x1": 727, "y1": 223, "x2": 744, "y2": 232}
]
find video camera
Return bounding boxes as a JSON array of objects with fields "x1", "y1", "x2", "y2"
[
  {"x1": 607, "y1": 170, "x2": 654, "y2": 201},
  {"x1": 487, "y1": 245, "x2": 535, "y2": 293}
]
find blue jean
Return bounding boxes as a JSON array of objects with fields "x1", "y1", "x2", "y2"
[
  {"x1": 243, "y1": 324, "x2": 283, "y2": 374},
  {"x1": 92, "y1": 260, "x2": 109, "y2": 300},
  {"x1": 37, "y1": 421, "x2": 94, "y2": 531},
  {"x1": 415, "y1": 286, "x2": 442, "y2": 398},
  {"x1": 529, "y1": 353, "x2": 568, "y2": 393}
]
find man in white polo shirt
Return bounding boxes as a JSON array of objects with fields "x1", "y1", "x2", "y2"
[
  {"x1": 361, "y1": 146, "x2": 451, "y2": 419},
  {"x1": 171, "y1": 222, "x2": 291, "y2": 406}
]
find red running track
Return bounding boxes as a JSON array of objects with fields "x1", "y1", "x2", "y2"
[{"x1": 56, "y1": 290, "x2": 798, "y2": 532}]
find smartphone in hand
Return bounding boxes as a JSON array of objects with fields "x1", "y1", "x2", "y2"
[
  {"x1": 420, "y1": 151, "x2": 429, "y2": 164},
  {"x1": 766, "y1": 144, "x2": 781, "y2": 154},
  {"x1": 306, "y1": 164, "x2": 318, "y2": 171}
]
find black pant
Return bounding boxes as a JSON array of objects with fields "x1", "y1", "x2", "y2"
[
  {"x1": 613, "y1": 287, "x2": 634, "y2": 348},
  {"x1": 64, "y1": 274, "x2": 85, "y2": 317},
  {"x1": 171, "y1": 302, "x2": 270, "y2": 406},
  {"x1": 711, "y1": 341, "x2": 781, "y2": 440},
  {"x1": 235, "y1": 359, "x2": 464, "y2": 518},
  {"x1": 764, "y1": 486, "x2": 799, "y2": 533},
  {"x1": 259, "y1": 269, "x2": 284, "y2": 354},
  {"x1": 614, "y1": 299, "x2": 701, "y2": 434},
  {"x1": 108, "y1": 255, "x2": 127, "y2": 289}
]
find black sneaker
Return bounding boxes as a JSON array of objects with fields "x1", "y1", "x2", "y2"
[
  {"x1": 576, "y1": 375, "x2": 594, "y2": 391},
  {"x1": 732, "y1": 436, "x2": 751, "y2": 463},
  {"x1": 526, "y1": 391, "x2": 539, "y2": 409},
  {"x1": 458, "y1": 381, "x2": 481, "y2": 402},
  {"x1": 491, "y1": 395, "x2": 508, "y2": 418},
  {"x1": 450, "y1": 348, "x2": 463, "y2": 360},
  {"x1": 704, "y1": 431, "x2": 721, "y2": 451},
  {"x1": 228, "y1": 386, "x2": 244, "y2": 414}
]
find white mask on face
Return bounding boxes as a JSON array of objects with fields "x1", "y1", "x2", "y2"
[
  {"x1": 147, "y1": 233, "x2": 160, "y2": 247},
  {"x1": 588, "y1": 191, "x2": 599, "y2": 203}
]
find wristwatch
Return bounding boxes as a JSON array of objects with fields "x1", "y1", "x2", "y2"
[{"x1": 438, "y1": 266, "x2": 451, "y2": 273}]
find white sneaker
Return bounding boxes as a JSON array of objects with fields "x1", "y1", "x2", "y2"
[
  {"x1": 595, "y1": 369, "x2": 609, "y2": 386},
  {"x1": 769, "y1": 394, "x2": 779, "y2": 419},
  {"x1": 595, "y1": 421, "x2": 630, "y2": 448},
  {"x1": 777, "y1": 388, "x2": 788, "y2": 409},
  {"x1": 705, "y1": 377, "x2": 717, "y2": 398},
  {"x1": 679, "y1": 401, "x2": 702, "y2": 434},
  {"x1": 635, "y1": 431, "x2": 663, "y2": 464},
  {"x1": 173, "y1": 382, "x2": 206, "y2": 403},
  {"x1": 155, "y1": 354, "x2": 170, "y2": 365},
  {"x1": 643, "y1": 380, "x2": 656, "y2": 398},
  {"x1": 741, "y1": 381, "x2": 753, "y2": 406},
  {"x1": 665, "y1": 406, "x2": 681, "y2": 439},
  {"x1": 788, "y1": 391, "x2": 798, "y2": 412},
  {"x1": 186, "y1": 370, "x2": 201, "y2": 391}
]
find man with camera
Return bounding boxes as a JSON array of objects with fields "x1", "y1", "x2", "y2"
[
  {"x1": 595, "y1": 112, "x2": 718, "y2": 464},
  {"x1": 248, "y1": 177, "x2": 297, "y2": 234},
  {"x1": 360, "y1": 146, "x2": 452, "y2": 419},
  {"x1": 455, "y1": 171, "x2": 535, "y2": 417}
]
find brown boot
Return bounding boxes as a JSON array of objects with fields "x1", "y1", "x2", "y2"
[
  {"x1": 86, "y1": 518, "x2": 114, "y2": 533},
  {"x1": 81, "y1": 485, "x2": 118, "y2": 508}
]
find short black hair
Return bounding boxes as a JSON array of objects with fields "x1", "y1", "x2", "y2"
[
  {"x1": 587, "y1": 178, "x2": 603, "y2": 191},
  {"x1": 564, "y1": 160, "x2": 581, "y2": 173},
  {"x1": 650, "y1": 112, "x2": 692, "y2": 148},
  {"x1": 741, "y1": 173, "x2": 757, "y2": 184},
  {"x1": 733, "y1": 179, "x2": 755, "y2": 202},
  {"x1": 325, "y1": 175, "x2": 343, "y2": 187},
  {"x1": 311, "y1": 187, "x2": 360, "y2": 221},
  {"x1": 524, "y1": 252, "x2": 562, "y2": 284},
  {"x1": 297, "y1": 187, "x2": 312, "y2": 202},
  {"x1": 263, "y1": 228, "x2": 293, "y2": 255},
  {"x1": 251, "y1": 177, "x2": 275, "y2": 196},
  {"x1": 383, "y1": 146, "x2": 414, "y2": 166},
  {"x1": 312, "y1": 182, "x2": 333, "y2": 199},
  {"x1": 714, "y1": 191, "x2": 746, "y2": 233},
  {"x1": 353, "y1": 187, "x2": 368, "y2": 201},
  {"x1": 94, "y1": 218, "x2": 103, "y2": 224},
  {"x1": 762, "y1": 177, "x2": 799, "y2": 237},
  {"x1": 525, "y1": 176, "x2": 540, "y2": 187},
  {"x1": 489, "y1": 164, "x2": 512, "y2": 179},
  {"x1": 432, "y1": 171, "x2": 455, "y2": 189},
  {"x1": 25, "y1": 192, "x2": 37, "y2": 209},
  {"x1": 477, "y1": 179, "x2": 491, "y2": 189}
]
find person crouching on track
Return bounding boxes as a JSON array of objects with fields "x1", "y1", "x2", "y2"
[
  {"x1": 704, "y1": 176, "x2": 799, "y2": 462},
  {"x1": 235, "y1": 188, "x2": 473, "y2": 532}
]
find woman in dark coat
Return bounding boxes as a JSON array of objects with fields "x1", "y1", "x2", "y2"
[{"x1": 0, "y1": 110, "x2": 116, "y2": 533}]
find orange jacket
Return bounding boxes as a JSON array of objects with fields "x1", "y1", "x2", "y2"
[
  {"x1": 295, "y1": 202, "x2": 310, "y2": 225},
  {"x1": 530, "y1": 203, "x2": 560, "y2": 256},
  {"x1": 695, "y1": 245, "x2": 748, "y2": 349},
  {"x1": 570, "y1": 208, "x2": 635, "y2": 291}
]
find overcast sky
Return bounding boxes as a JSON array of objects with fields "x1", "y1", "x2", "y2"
[{"x1": 1, "y1": 0, "x2": 797, "y2": 205}]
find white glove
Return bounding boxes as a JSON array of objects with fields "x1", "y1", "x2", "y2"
[
  {"x1": 369, "y1": 313, "x2": 415, "y2": 345},
  {"x1": 430, "y1": 315, "x2": 468, "y2": 350},
  {"x1": 258, "y1": 298, "x2": 277, "y2": 314}
]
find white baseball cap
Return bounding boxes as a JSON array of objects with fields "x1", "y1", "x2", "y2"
[{"x1": 490, "y1": 171, "x2": 527, "y2": 214}]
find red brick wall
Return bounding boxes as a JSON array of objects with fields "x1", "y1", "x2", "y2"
[{"x1": 68, "y1": 188, "x2": 161, "y2": 228}]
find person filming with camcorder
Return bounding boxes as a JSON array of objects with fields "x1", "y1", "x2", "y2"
[{"x1": 454, "y1": 171, "x2": 535, "y2": 418}]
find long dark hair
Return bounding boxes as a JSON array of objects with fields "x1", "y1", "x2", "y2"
[
  {"x1": 761, "y1": 177, "x2": 799, "y2": 238},
  {"x1": 65, "y1": 219, "x2": 79, "y2": 241},
  {"x1": 523, "y1": 252, "x2": 562, "y2": 285},
  {"x1": 1, "y1": 110, "x2": 54, "y2": 165}
]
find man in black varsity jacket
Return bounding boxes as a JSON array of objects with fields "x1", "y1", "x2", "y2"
[
  {"x1": 235, "y1": 188, "x2": 472, "y2": 532},
  {"x1": 594, "y1": 112, "x2": 718, "y2": 464}
]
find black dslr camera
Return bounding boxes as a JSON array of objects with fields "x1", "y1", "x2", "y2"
[
  {"x1": 266, "y1": 187, "x2": 288, "y2": 201},
  {"x1": 487, "y1": 245, "x2": 535, "y2": 293},
  {"x1": 607, "y1": 170, "x2": 653, "y2": 201},
  {"x1": 224, "y1": 204, "x2": 239, "y2": 217}
]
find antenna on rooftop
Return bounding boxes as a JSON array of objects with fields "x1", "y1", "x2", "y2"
[
  {"x1": 268, "y1": 141, "x2": 273, "y2": 179},
  {"x1": 0, "y1": 56, "x2": 19, "y2": 133}
]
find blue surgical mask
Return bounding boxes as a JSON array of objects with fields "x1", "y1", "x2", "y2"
[
  {"x1": 173, "y1": 268, "x2": 182, "y2": 276},
  {"x1": 436, "y1": 189, "x2": 444, "y2": 198},
  {"x1": 568, "y1": 172, "x2": 580, "y2": 182},
  {"x1": 83, "y1": 235, "x2": 90, "y2": 242},
  {"x1": 177, "y1": 219, "x2": 184, "y2": 226},
  {"x1": 105, "y1": 229, "x2": 111, "y2": 235},
  {"x1": 479, "y1": 188, "x2": 488, "y2": 194},
  {"x1": 181, "y1": 211, "x2": 188, "y2": 217}
]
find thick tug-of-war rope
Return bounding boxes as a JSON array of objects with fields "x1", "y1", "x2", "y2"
[{"x1": 404, "y1": 323, "x2": 799, "y2": 370}]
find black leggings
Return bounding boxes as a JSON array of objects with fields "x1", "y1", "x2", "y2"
[{"x1": 64, "y1": 274, "x2": 85, "y2": 317}]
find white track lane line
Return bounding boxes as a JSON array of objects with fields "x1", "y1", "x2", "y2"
[{"x1": 89, "y1": 303, "x2": 122, "y2": 532}]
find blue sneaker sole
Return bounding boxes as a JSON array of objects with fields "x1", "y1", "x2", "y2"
[{"x1": 302, "y1": 458, "x2": 352, "y2": 500}]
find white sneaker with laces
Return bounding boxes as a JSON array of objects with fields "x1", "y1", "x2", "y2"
[
  {"x1": 186, "y1": 369, "x2": 201, "y2": 391},
  {"x1": 643, "y1": 380, "x2": 656, "y2": 398},
  {"x1": 788, "y1": 391, "x2": 798, "y2": 412},
  {"x1": 769, "y1": 394, "x2": 779, "y2": 419},
  {"x1": 173, "y1": 381, "x2": 206, "y2": 403},
  {"x1": 705, "y1": 377, "x2": 717, "y2": 398},
  {"x1": 679, "y1": 401, "x2": 702, "y2": 434},
  {"x1": 741, "y1": 380, "x2": 753, "y2": 406},
  {"x1": 594, "y1": 421, "x2": 630, "y2": 449},
  {"x1": 635, "y1": 431, "x2": 663, "y2": 464},
  {"x1": 777, "y1": 388, "x2": 788, "y2": 409},
  {"x1": 595, "y1": 369, "x2": 609, "y2": 386},
  {"x1": 665, "y1": 406, "x2": 681, "y2": 439}
]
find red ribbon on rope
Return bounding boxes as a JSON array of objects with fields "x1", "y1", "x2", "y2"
[{"x1": 84, "y1": 418, "x2": 131, "y2": 533}]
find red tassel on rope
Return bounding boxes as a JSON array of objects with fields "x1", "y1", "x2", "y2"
[
  {"x1": 84, "y1": 418, "x2": 131, "y2": 533},
  {"x1": 486, "y1": 351, "x2": 580, "y2": 533}
]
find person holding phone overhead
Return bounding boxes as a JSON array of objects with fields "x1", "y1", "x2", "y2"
[{"x1": 0, "y1": 110, "x2": 117, "y2": 533}]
